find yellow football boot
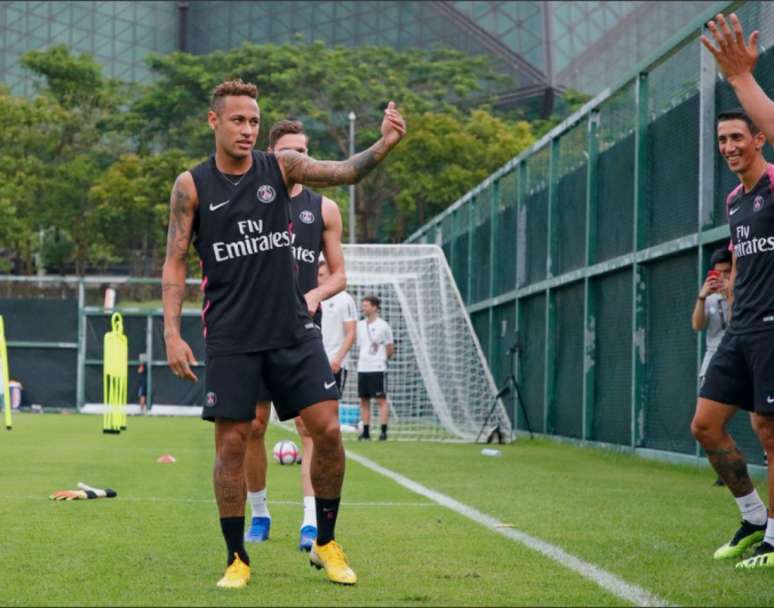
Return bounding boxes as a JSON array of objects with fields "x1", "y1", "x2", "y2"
[
  {"x1": 216, "y1": 553, "x2": 251, "y2": 589},
  {"x1": 309, "y1": 540, "x2": 357, "y2": 585}
]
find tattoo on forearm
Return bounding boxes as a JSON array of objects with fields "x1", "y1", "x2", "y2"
[
  {"x1": 283, "y1": 138, "x2": 390, "y2": 188},
  {"x1": 162, "y1": 282, "x2": 185, "y2": 338},
  {"x1": 706, "y1": 446, "x2": 754, "y2": 496}
]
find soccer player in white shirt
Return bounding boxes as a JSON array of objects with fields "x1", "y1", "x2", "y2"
[
  {"x1": 356, "y1": 295, "x2": 395, "y2": 440},
  {"x1": 319, "y1": 260, "x2": 357, "y2": 392}
]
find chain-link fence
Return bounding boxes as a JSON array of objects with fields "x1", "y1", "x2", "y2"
[{"x1": 407, "y1": 0, "x2": 773, "y2": 464}]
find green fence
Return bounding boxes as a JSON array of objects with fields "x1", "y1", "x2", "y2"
[
  {"x1": 0, "y1": 276, "x2": 205, "y2": 410},
  {"x1": 407, "y1": 0, "x2": 774, "y2": 464}
]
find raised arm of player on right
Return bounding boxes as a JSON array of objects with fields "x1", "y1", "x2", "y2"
[
  {"x1": 702, "y1": 13, "x2": 774, "y2": 144},
  {"x1": 276, "y1": 101, "x2": 406, "y2": 190},
  {"x1": 161, "y1": 171, "x2": 199, "y2": 382}
]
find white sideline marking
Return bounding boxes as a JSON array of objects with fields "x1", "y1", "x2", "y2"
[{"x1": 346, "y1": 450, "x2": 671, "y2": 608}]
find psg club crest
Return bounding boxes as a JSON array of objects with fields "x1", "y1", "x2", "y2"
[
  {"x1": 299, "y1": 210, "x2": 315, "y2": 224},
  {"x1": 369, "y1": 343, "x2": 379, "y2": 354},
  {"x1": 205, "y1": 392, "x2": 217, "y2": 407},
  {"x1": 754, "y1": 195, "x2": 764, "y2": 212},
  {"x1": 256, "y1": 184, "x2": 276, "y2": 204}
]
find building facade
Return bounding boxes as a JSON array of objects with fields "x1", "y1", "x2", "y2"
[{"x1": 1, "y1": 1, "x2": 722, "y2": 113}]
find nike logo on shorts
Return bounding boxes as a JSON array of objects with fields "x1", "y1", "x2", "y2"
[
  {"x1": 324, "y1": 381, "x2": 336, "y2": 390},
  {"x1": 767, "y1": 396, "x2": 774, "y2": 404},
  {"x1": 209, "y1": 199, "x2": 230, "y2": 211}
]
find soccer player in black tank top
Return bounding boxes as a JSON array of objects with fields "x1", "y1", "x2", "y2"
[
  {"x1": 242, "y1": 120, "x2": 350, "y2": 552},
  {"x1": 162, "y1": 80, "x2": 406, "y2": 587},
  {"x1": 697, "y1": 15, "x2": 774, "y2": 569}
]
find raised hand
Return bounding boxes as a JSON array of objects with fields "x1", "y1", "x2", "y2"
[
  {"x1": 381, "y1": 101, "x2": 407, "y2": 148},
  {"x1": 701, "y1": 13, "x2": 759, "y2": 81}
]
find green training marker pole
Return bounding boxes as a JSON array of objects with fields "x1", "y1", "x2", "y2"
[
  {"x1": 0, "y1": 316, "x2": 12, "y2": 430},
  {"x1": 103, "y1": 313, "x2": 128, "y2": 434}
]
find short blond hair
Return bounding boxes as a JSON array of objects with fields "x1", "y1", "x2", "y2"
[{"x1": 210, "y1": 79, "x2": 258, "y2": 113}]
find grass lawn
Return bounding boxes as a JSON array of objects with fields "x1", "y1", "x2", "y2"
[{"x1": 0, "y1": 413, "x2": 771, "y2": 606}]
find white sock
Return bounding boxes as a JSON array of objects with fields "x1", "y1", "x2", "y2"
[
  {"x1": 735, "y1": 489, "x2": 767, "y2": 525},
  {"x1": 248, "y1": 489, "x2": 270, "y2": 519},
  {"x1": 301, "y1": 495, "x2": 316, "y2": 529},
  {"x1": 764, "y1": 518, "x2": 774, "y2": 547}
]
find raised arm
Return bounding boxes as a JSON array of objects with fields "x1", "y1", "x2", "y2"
[
  {"x1": 162, "y1": 171, "x2": 199, "y2": 382},
  {"x1": 277, "y1": 101, "x2": 406, "y2": 190},
  {"x1": 702, "y1": 14, "x2": 774, "y2": 144}
]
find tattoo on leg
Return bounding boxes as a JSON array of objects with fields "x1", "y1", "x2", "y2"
[
  {"x1": 310, "y1": 441, "x2": 345, "y2": 498},
  {"x1": 214, "y1": 460, "x2": 247, "y2": 516},
  {"x1": 706, "y1": 446, "x2": 754, "y2": 496}
]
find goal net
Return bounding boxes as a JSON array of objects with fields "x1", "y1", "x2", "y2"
[{"x1": 336, "y1": 244, "x2": 511, "y2": 442}]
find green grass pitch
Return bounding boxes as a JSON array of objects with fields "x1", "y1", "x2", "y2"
[{"x1": 1, "y1": 413, "x2": 773, "y2": 606}]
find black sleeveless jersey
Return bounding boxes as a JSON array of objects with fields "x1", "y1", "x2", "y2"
[
  {"x1": 291, "y1": 188, "x2": 324, "y2": 324},
  {"x1": 190, "y1": 150, "x2": 315, "y2": 356},
  {"x1": 726, "y1": 164, "x2": 774, "y2": 334}
]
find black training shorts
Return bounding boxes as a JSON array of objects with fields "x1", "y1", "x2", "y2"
[
  {"x1": 202, "y1": 337, "x2": 338, "y2": 422},
  {"x1": 699, "y1": 330, "x2": 774, "y2": 415},
  {"x1": 358, "y1": 371, "x2": 387, "y2": 399}
]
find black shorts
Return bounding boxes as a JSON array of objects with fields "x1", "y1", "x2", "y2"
[
  {"x1": 334, "y1": 369, "x2": 348, "y2": 393},
  {"x1": 699, "y1": 330, "x2": 774, "y2": 415},
  {"x1": 203, "y1": 337, "x2": 338, "y2": 422},
  {"x1": 358, "y1": 371, "x2": 387, "y2": 399}
]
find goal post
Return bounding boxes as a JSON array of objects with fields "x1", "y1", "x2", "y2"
[{"x1": 338, "y1": 244, "x2": 512, "y2": 442}]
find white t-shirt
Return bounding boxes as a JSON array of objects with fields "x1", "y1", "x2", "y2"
[
  {"x1": 357, "y1": 317, "x2": 394, "y2": 372},
  {"x1": 321, "y1": 291, "x2": 357, "y2": 369},
  {"x1": 700, "y1": 292, "x2": 729, "y2": 378}
]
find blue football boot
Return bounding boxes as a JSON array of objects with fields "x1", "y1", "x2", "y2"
[
  {"x1": 298, "y1": 525, "x2": 317, "y2": 552},
  {"x1": 244, "y1": 516, "x2": 271, "y2": 543}
]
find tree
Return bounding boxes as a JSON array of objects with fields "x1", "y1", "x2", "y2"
[
  {"x1": 14, "y1": 45, "x2": 134, "y2": 274},
  {"x1": 385, "y1": 109, "x2": 534, "y2": 240},
  {"x1": 88, "y1": 150, "x2": 200, "y2": 275},
  {"x1": 0, "y1": 90, "x2": 68, "y2": 273},
  {"x1": 127, "y1": 42, "x2": 516, "y2": 241}
]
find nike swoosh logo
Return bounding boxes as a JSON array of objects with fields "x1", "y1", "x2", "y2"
[
  {"x1": 729, "y1": 207, "x2": 740, "y2": 215},
  {"x1": 209, "y1": 200, "x2": 230, "y2": 211},
  {"x1": 767, "y1": 396, "x2": 774, "y2": 404},
  {"x1": 324, "y1": 381, "x2": 336, "y2": 390}
]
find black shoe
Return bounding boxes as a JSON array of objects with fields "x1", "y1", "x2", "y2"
[
  {"x1": 358, "y1": 433, "x2": 371, "y2": 441},
  {"x1": 713, "y1": 477, "x2": 726, "y2": 487},
  {"x1": 378, "y1": 432, "x2": 387, "y2": 441}
]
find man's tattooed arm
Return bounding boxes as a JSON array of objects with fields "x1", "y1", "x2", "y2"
[
  {"x1": 278, "y1": 138, "x2": 391, "y2": 190},
  {"x1": 161, "y1": 172, "x2": 197, "y2": 342},
  {"x1": 279, "y1": 101, "x2": 406, "y2": 190}
]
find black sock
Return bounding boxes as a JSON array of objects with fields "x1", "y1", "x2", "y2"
[
  {"x1": 315, "y1": 496, "x2": 341, "y2": 546},
  {"x1": 381, "y1": 424, "x2": 388, "y2": 435},
  {"x1": 362, "y1": 424, "x2": 370, "y2": 437},
  {"x1": 220, "y1": 517, "x2": 249, "y2": 566}
]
